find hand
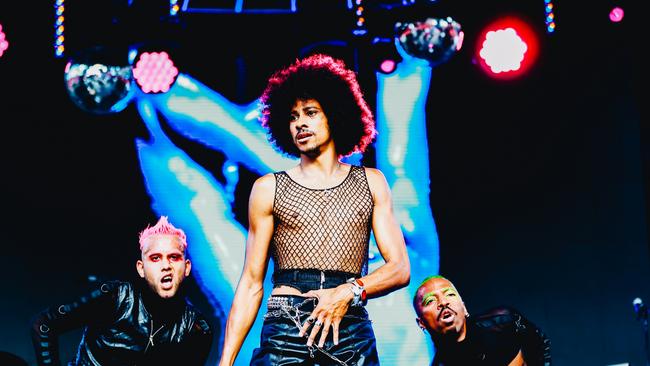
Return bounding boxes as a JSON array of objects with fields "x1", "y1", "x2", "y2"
[{"x1": 298, "y1": 284, "x2": 355, "y2": 347}]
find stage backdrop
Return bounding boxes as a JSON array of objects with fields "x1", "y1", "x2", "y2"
[{"x1": 1, "y1": 1, "x2": 648, "y2": 365}]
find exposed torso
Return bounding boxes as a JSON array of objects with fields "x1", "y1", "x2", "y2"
[{"x1": 270, "y1": 164, "x2": 374, "y2": 295}]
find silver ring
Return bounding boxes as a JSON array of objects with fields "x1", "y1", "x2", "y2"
[
  {"x1": 306, "y1": 316, "x2": 315, "y2": 323},
  {"x1": 315, "y1": 320, "x2": 323, "y2": 327}
]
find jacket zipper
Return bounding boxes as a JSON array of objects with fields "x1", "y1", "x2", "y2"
[{"x1": 143, "y1": 319, "x2": 164, "y2": 354}]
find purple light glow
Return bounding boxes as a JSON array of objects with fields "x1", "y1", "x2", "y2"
[{"x1": 609, "y1": 7, "x2": 624, "y2": 22}]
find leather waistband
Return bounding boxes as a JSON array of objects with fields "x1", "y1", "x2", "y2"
[{"x1": 272, "y1": 269, "x2": 359, "y2": 288}]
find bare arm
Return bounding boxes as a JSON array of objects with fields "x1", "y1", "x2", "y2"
[
  {"x1": 218, "y1": 174, "x2": 275, "y2": 366},
  {"x1": 301, "y1": 167, "x2": 410, "y2": 347}
]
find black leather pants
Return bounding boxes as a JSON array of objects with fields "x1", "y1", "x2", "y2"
[{"x1": 250, "y1": 296, "x2": 379, "y2": 366}]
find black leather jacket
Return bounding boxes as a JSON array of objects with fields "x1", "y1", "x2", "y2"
[
  {"x1": 31, "y1": 280, "x2": 213, "y2": 366},
  {"x1": 432, "y1": 306, "x2": 551, "y2": 366}
]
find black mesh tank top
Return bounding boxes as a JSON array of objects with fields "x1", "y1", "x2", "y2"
[{"x1": 271, "y1": 165, "x2": 374, "y2": 276}]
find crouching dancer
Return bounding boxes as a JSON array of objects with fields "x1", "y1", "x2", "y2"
[{"x1": 31, "y1": 216, "x2": 213, "y2": 366}]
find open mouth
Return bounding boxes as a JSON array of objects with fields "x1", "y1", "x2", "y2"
[
  {"x1": 160, "y1": 274, "x2": 173, "y2": 289},
  {"x1": 439, "y1": 308, "x2": 456, "y2": 323}
]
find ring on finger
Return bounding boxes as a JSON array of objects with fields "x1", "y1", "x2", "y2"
[
  {"x1": 306, "y1": 316, "x2": 315, "y2": 323},
  {"x1": 315, "y1": 320, "x2": 323, "y2": 327}
]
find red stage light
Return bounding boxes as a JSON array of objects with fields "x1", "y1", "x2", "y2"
[{"x1": 475, "y1": 16, "x2": 539, "y2": 80}]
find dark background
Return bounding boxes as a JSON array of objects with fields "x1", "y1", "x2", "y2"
[{"x1": 1, "y1": 0, "x2": 649, "y2": 365}]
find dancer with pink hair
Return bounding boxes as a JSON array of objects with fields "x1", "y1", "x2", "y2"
[{"x1": 31, "y1": 216, "x2": 213, "y2": 366}]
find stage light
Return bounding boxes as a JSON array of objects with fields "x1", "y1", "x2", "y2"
[
  {"x1": 609, "y1": 7, "x2": 624, "y2": 22},
  {"x1": 379, "y1": 59, "x2": 396, "y2": 73},
  {"x1": 350, "y1": 0, "x2": 367, "y2": 36},
  {"x1": 480, "y1": 29, "x2": 527, "y2": 73},
  {"x1": 0, "y1": 24, "x2": 9, "y2": 58},
  {"x1": 53, "y1": 0, "x2": 65, "y2": 57},
  {"x1": 170, "y1": 0, "x2": 181, "y2": 16},
  {"x1": 133, "y1": 51, "x2": 178, "y2": 93},
  {"x1": 475, "y1": 16, "x2": 539, "y2": 80},
  {"x1": 544, "y1": 0, "x2": 556, "y2": 33},
  {"x1": 131, "y1": 45, "x2": 180, "y2": 94}
]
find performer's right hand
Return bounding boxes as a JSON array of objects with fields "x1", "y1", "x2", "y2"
[{"x1": 299, "y1": 284, "x2": 355, "y2": 348}]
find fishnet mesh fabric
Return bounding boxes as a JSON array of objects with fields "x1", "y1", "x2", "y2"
[{"x1": 271, "y1": 165, "x2": 373, "y2": 275}]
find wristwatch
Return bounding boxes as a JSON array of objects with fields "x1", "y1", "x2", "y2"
[{"x1": 346, "y1": 278, "x2": 367, "y2": 306}]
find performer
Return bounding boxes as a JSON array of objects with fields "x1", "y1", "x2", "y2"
[
  {"x1": 413, "y1": 275, "x2": 552, "y2": 366},
  {"x1": 31, "y1": 216, "x2": 213, "y2": 366},
  {"x1": 218, "y1": 53, "x2": 411, "y2": 365}
]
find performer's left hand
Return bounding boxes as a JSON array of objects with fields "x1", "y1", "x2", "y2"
[{"x1": 299, "y1": 284, "x2": 355, "y2": 347}]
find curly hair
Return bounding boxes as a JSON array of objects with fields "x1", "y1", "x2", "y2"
[{"x1": 259, "y1": 53, "x2": 376, "y2": 158}]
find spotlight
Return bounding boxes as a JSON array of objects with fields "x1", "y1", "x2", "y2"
[
  {"x1": 543, "y1": 0, "x2": 556, "y2": 33},
  {"x1": 609, "y1": 7, "x2": 624, "y2": 22},
  {"x1": 350, "y1": 0, "x2": 368, "y2": 36},
  {"x1": 53, "y1": 0, "x2": 65, "y2": 57},
  {"x1": 475, "y1": 16, "x2": 539, "y2": 80},
  {"x1": 0, "y1": 24, "x2": 9, "y2": 58},
  {"x1": 129, "y1": 43, "x2": 180, "y2": 94},
  {"x1": 170, "y1": 0, "x2": 181, "y2": 16},
  {"x1": 379, "y1": 59, "x2": 396, "y2": 73}
]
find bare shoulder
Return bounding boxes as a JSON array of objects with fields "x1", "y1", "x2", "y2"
[
  {"x1": 253, "y1": 172, "x2": 276, "y2": 191},
  {"x1": 249, "y1": 173, "x2": 276, "y2": 211},
  {"x1": 363, "y1": 167, "x2": 390, "y2": 201},
  {"x1": 363, "y1": 167, "x2": 389, "y2": 189}
]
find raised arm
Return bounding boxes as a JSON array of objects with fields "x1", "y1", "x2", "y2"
[{"x1": 218, "y1": 173, "x2": 276, "y2": 366}]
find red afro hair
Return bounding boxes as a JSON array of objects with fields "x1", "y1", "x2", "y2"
[{"x1": 259, "y1": 54, "x2": 376, "y2": 158}]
